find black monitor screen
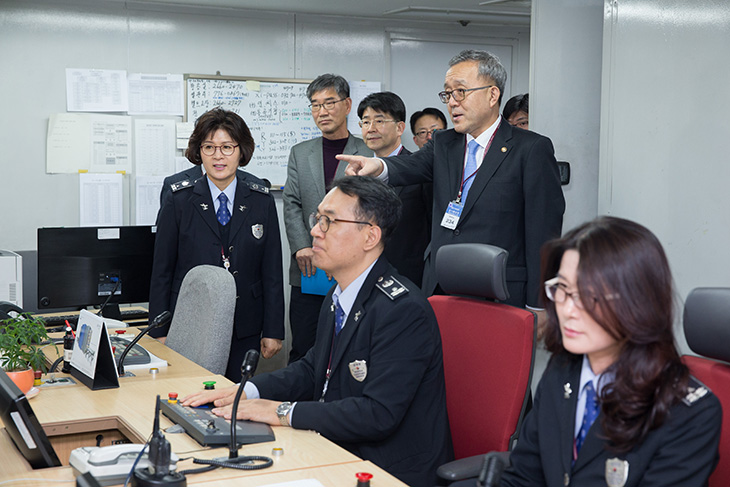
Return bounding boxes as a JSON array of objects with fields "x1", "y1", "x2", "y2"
[
  {"x1": 0, "y1": 369, "x2": 62, "y2": 469},
  {"x1": 37, "y1": 226, "x2": 156, "y2": 311}
]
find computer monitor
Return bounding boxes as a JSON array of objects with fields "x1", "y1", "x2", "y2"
[
  {"x1": 37, "y1": 226, "x2": 156, "y2": 318},
  {"x1": 0, "y1": 369, "x2": 62, "y2": 469}
]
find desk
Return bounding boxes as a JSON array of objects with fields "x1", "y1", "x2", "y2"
[{"x1": 0, "y1": 342, "x2": 406, "y2": 486}]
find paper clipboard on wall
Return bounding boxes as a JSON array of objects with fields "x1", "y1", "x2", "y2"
[{"x1": 69, "y1": 309, "x2": 119, "y2": 390}]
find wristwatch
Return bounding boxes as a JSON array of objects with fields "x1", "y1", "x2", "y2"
[{"x1": 276, "y1": 401, "x2": 293, "y2": 426}]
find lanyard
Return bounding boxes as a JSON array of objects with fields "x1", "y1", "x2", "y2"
[
  {"x1": 220, "y1": 246, "x2": 230, "y2": 270},
  {"x1": 456, "y1": 123, "x2": 500, "y2": 203},
  {"x1": 319, "y1": 326, "x2": 338, "y2": 402}
]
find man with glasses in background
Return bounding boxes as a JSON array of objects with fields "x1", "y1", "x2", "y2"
[
  {"x1": 341, "y1": 50, "x2": 565, "y2": 313},
  {"x1": 283, "y1": 74, "x2": 369, "y2": 363},
  {"x1": 410, "y1": 107, "x2": 447, "y2": 149},
  {"x1": 358, "y1": 91, "x2": 431, "y2": 287}
]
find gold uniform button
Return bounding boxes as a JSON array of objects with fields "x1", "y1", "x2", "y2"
[{"x1": 501, "y1": 146, "x2": 507, "y2": 152}]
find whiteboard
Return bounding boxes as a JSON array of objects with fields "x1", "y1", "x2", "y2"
[{"x1": 186, "y1": 76, "x2": 319, "y2": 186}]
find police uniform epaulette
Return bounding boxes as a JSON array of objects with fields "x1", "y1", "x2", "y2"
[
  {"x1": 170, "y1": 179, "x2": 194, "y2": 193},
  {"x1": 375, "y1": 274, "x2": 409, "y2": 301},
  {"x1": 247, "y1": 181, "x2": 270, "y2": 195},
  {"x1": 682, "y1": 376, "x2": 712, "y2": 406}
]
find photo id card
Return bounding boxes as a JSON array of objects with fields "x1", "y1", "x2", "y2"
[{"x1": 440, "y1": 200, "x2": 463, "y2": 230}]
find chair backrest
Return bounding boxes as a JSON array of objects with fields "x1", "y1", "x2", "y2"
[
  {"x1": 429, "y1": 243, "x2": 536, "y2": 460},
  {"x1": 682, "y1": 287, "x2": 730, "y2": 487},
  {"x1": 165, "y1": 265, "x2": 236, "y2": 375}
]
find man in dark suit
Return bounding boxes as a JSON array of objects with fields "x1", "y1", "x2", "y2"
[
  {"x1": 341, "y1": 50, "x2": 565, "y2": 310},
  {"x1": 183, "y1": 176, "x2": 452, "y2": 486},
  {"x1": 283, "y1": 74, "x2": 370, "y2": 363},
  {"x1": 357, "y1": 91, "x2": 431, "y2": 287}
]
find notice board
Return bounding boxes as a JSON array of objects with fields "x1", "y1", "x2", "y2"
[{"x1": 185, "y1": 75, "x2": 318, "y2": 186}]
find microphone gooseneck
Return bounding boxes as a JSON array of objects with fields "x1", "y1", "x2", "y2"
[
  {"x1": 117, "y1": 311, "x2": 172, "y2": 376},
  {"x1": 229, "y1": 349, "x2": 259, "y2": 459}
]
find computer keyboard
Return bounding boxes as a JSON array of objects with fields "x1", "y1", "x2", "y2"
[
  {"x1": 40, "y1": 309, "x2": 149, "y2": 329},
  {"x1": 110, "y1": 336, "x2": 151, "y2": 366}
]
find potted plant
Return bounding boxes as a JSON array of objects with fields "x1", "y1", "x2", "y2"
[{"x1": 0, "y1": 313, "x2": 56, "y2": 394}]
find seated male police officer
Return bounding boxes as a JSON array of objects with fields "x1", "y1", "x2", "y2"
[{"x1": 182, "y1": 176, "x2": 452, "y2": 486}]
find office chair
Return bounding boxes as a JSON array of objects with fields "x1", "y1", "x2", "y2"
[
  {"x1": 165, "y1": 265, "x2": 236, "y2": 375},
  {"x1": 682, "y1": 287, "x2": 730, "y2": 487},
  {"x1": 429, "y1": 243, "x2": 536, "y2": 483}
]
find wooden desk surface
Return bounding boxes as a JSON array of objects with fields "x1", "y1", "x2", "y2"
[
  {"x1": 1, "y1": 338, "x2": 382, "y2": 486},
  {"x1": 46, "y1": 328, "x2": 210, "y2": 381},
  {"x1": 189, "y1": 461, "x2": 408, "y2": 486}
]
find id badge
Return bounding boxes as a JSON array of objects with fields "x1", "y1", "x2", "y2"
[{"x1": 440, "y1": 200, "x2": 463, "y2": 230}]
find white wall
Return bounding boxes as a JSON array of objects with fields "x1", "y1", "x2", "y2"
[
  {"x1": 530, "y1": 0, "x2": 604, "y2": 234},
  {"x1": 0, "y1": 0, "x2": 531, "y2": 252},
  {"x1": 598, "y1": 0, "x2": 730, "y2": 352}
]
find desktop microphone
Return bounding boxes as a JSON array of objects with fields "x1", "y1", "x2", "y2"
[
  {"x1": 229, "y1": 350, "x2": 259, "y2": 460},
  {"x1": 190, "y1": 350, "x2": 273, "y2": 472},
  {"x1": 97, "y1": 277, "x2": 123, "y2": 321},
  {"x1": 117, "y1": 311, "x2": 172, "y2": 376}
]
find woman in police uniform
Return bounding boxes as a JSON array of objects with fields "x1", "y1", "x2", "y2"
[
  {"x1": 149, "y1": 108, "x2": 284, "y2": 382},
  {"x1": 463, "y1": 217, "x2": 721, "y2": 487}
]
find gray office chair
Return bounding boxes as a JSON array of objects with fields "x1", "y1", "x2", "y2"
[{"x1": 165, "y1": 265, "x2": 235, "y2": 375}]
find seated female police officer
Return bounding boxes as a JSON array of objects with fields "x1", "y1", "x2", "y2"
[
  {"x1": 462, "y1": 216, "x2": 721, "y2": 487},
  {"x1": 149, "y1": 108, "x2": 284, "y2": 382}
]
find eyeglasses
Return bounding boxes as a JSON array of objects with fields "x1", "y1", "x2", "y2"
[
  {"x1": 438, "y1": 85, "x2": 494, "y2": 104},
  {"x1": 309, "y1": 98, "x2": 346, "y2": 112},
  {"x1": 415, "y1": 128, "x2": 441, "y2": 139},
  {"x1": 544, "y1": 277, "x2": 589, "y2": 310},
  {"x1": 309, "y1": 213, "x2": 373, "y2": 233},
  {"x1": 359, "y1": 119, "x2": 396, "y2": 129},
  {"x1": 201, "y1": 143, "x2": 239, "y2": 156}
]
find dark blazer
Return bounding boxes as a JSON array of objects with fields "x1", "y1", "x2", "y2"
[
  {"x1": 384, "y1": 146, "x2": 433, "y2": 288},
  {"x1": 250, "y1": 257, "x2": 452, "y2": 486},
  {"x1": 149, "y1": 171, "x2": 284, "y2": 341},
  {"x1": 500, "y1": 354, "x2": 721, "y2": 487},
  {"x1": 160, "y1": 165, "x2": 204, "y2": 205},
  {"x1": 282, "y1": 134, "x2": 370, "y2": 287},
  {"x1": 385, "y1": 119, "x2": 565, "y2": 307}
]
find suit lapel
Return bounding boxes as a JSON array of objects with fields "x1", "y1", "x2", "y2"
[
  {"x1": 446, "y1": 133, "x2": 466, "y2": 201},
  {"x1": 192, "y1": 178, "x2": 219, "y2": 236},
  {"x1": 335, "y1": 134, "x2": 360, "y2": 178},
  {"x1": 462, "y1": 118, "x2": 512, "y2": 217},
  {"x1": 227, "y1": 175, "x2": 251, "y2": 242},
  {"x1": 327, "y1": 258, "x2": 386, "y2": 378},
  {"x1": 308, "y1": 140, "x2": 326, "y2": 197},
  {"x1": 559, "y1": 358, "x2": 582, "y2": 475}
]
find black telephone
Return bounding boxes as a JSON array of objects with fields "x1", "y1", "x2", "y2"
[{"x1": 0, "y1": 301, "x2": 26, "y2": 322}]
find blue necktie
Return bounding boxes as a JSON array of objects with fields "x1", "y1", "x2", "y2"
[
  {"x1": 333, "y1": 296, "x2": 345, "y2": 336},
  {"x1": 575, "y1": 381, "x2": 599, "y2": 455},
  {"x1": 461, "y1": 139, "x2": 480, "y2": 204},
  {"x1": 217, "y1": 193, "x2": 231, "y2": 226}
]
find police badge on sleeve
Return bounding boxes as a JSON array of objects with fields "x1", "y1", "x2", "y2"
[
  {"x1": 251, "y1": 224, "x2": 263, "y2": 239},
  {"x1": 605, "y1": 458, "x2": 629, "y2": 487},
  {"x1": 349, "y1": 360, "x2": 367, "y2": 382}
]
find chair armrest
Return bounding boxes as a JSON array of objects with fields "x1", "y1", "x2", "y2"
[{"x1": 437, "y1": 454, "x2": 485, "y2": 482}]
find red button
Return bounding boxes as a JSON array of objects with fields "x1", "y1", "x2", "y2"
[
  {"x1": 115, "y1": 329, "x2": 126, "y2": 334},
  {"x1": 169, "y1": 392, "x2": 178, "y2": 400},
  {"x1": 356, "y1": 472, "x2": 373, "y2": 481}
]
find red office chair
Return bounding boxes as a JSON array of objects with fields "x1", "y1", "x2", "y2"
[
  {"x1": 682, "y1": 287, "x2": 730, "y2": 487},
  {"x1": 429, "y1": 243, "x2": 536, "y2": 482}
]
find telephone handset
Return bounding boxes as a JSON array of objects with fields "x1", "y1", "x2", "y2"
[
  {"x1": 0, "y1": 301, "x2": 25, "y2": 321},
  {"x1": 69, "y1": 443, "x2": 179, "y2": 484}
]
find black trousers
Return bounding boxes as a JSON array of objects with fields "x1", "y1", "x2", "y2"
[
  {"x1": 225, "y1": 333, "x2": 261, "y2": 383},
  {"x1": 288, "y1": 285, "x2": 325, "y2": 363}
]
